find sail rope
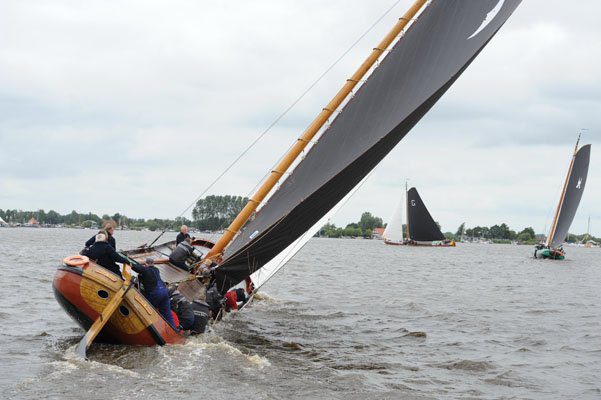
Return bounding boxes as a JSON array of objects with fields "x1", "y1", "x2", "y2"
[{"x1": 148, "y1": 0, "x2": 409, "y2": 248}]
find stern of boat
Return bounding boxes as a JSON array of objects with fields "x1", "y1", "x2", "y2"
[{"x1": 53, "y1": 257, "x2": 185, "y2": 346}]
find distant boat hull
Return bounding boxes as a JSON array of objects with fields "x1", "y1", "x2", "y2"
[
  {"x1": 534, "y1": 247, "x2": 565, "y2": 260},
  {"x1": 409, "y1": 240, "x2": 455, "y2": 247},
  {"x1": 384, "y1": 239, "x2": 455, "y2": 247}
]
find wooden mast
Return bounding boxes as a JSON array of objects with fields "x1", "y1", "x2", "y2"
[
  {"x1": 204, "y1": 0, "x2": 429, "y2": 260},
  {"x1": 546, "y1": 134, "x2": 581, "y2": 247}
]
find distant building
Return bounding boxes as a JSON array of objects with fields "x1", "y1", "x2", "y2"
[
  {"x1": 372, "y1": 227, "x2": 385, "y2": 240},
  {"x1": 24, "y1": 217, "x2": 40, "y2": 227}
]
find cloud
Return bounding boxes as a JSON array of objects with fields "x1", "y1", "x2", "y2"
[{"x1": 1, "y1": 0, "x2": 600, "y2": 236}]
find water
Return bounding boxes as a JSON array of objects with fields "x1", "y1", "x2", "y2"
[{"x1": 1, "y1": 228, "x2": 600, "y2": 399}]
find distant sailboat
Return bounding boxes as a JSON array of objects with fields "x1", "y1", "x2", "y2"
[
  {"x1": 535, "y1": 135, "x2": 591, "y2": 259},
  {"x1": 384, "y1": 185, "x2": 455, "y2": 247}
]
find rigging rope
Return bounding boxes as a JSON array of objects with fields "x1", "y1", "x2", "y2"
[{"x1": 149, "y1": 0, "x2": 406, "y2": 248}]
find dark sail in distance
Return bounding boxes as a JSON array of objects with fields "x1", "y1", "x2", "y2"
[
  {"x1": 215, "y1": 0, "x2": 522, "y2": 292},
  {"x1": 549, "y1": 144, "x2": 591, "y2": 248},
  {"x1": 406, "y1": 187, "x2": 445, "y2": 242}
]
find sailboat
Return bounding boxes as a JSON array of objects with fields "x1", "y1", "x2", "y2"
[
  {"x1": 535, "y1": 135, "x2": 591, "y2": 260},
  {"x1": 383, "y1": 185, "x2": 455, "y2": 247},
  {"x1": 53, "y1": 0, "x2": 522, "y2": 350}
]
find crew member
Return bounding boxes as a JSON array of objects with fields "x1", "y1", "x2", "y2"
[
  {"x1": 84, "y1": 232, "x2": 128, "y2": 278},
  {"x1": 224, "y1": 288, "x2": 249, "y2": 311},
  {"x1": 176, "y1": 225, "x2": 195, "y2": 245},
  {"x1": 132, "y1": 257, "x2": 176, "y2": 328},
  {"x1": 85, "y1": 221, "x2": 117, "y2": 249},
  {"x1": 170, "y1": 292, "x2": 195, "y2": 331},
  {"x1": 169, "y1": 238, "x2": 195, "y2": 270}
]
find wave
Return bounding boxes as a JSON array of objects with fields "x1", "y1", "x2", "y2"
[
  {"x1": 435, "y1": 359, "x2": 495, "y2": 372},
  {"x1": 184, "y1": 335, "x2": 271, "y2": 368}
]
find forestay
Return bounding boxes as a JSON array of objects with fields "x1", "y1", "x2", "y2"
[{"x1": 215, "y1": 0, "x2": 522, "y2": 292}]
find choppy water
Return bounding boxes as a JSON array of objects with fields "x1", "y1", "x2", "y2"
[{"x1": 0, "y1": 228, "x2": 600, "y2": 399}]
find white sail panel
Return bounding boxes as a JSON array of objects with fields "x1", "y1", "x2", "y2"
[
  {"x1": 383, "y1": 198, "x2": 404, "y2": 243},
  {"x1": 250, "y1": 176, "x2": 370, "y2": 290}
]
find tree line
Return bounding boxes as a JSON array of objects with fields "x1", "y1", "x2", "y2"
[
  {"x1": 0, "y1": 195, "x2": 248, "y2": 232},
  {"x1": 3, "y1": 201, "x2": 598, "y2": 244},
  {"x1": 0, "y1": 208, "x2": 193, "y2": 232},
  {"x1": 450, "y1": 222, "x2": 600, "y2": 244},
  {"x1": 452, "y1": 222, "x2": 537, "y2": 242},
  {"x1": 319, "y1": 212, "x2": 384, "y2": 238}
]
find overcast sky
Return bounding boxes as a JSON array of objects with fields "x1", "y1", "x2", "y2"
[{"x1": 1, "y1": 0, "x2": 599, "y2": 235}]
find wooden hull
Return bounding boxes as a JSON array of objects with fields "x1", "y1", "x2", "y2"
[{"x1": 53, "y1": 262, "x2": 185, "y2": 346}]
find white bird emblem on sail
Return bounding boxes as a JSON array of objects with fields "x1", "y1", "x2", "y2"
[
  {"x1": 411, "y1": 200, "x2": 416, "y2": 206},
  {"x1": 468, "y1": 0, "x2": 505, "y2": 39},
  {"x1": 576, "y1": 178, "x2": 582, "y2": 189}
]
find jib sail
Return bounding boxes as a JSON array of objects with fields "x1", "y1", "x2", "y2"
[{"x1": 383, "y1": 197, "x2": 405, "y2": 244}]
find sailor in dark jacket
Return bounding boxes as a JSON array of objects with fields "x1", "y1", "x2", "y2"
[
  {"x1": 169, "y1": 238, "x2": 195, "y2": 270},
  {"x1": 85, "y1": 232, "x2": 128, "y2": 278},
  {"x1": 132, "y1": 257, "x2": 176, "y2": 328},
  {"x1": 85, "y1": 222, "x2": 116, "y2": 249},
  {"x1": 170, "y1": 292, "x2": 195, "y2": 331},
  {"x1": 176, "y1": 225, "x2": 192, "y2": 246}
]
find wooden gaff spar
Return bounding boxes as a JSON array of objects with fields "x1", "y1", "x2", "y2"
[{"x1": 53, "y1": 0, "x2": 523, "y2": 349}]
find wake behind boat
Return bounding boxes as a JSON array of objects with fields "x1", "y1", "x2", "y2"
[
  {"x1": 383, "y1": 185, "x2": 455, "y2": 247},
  {"x1": 53, "y1": 0, "x2": 521, "y2": 351},
  {"x1": 535, "y1": 135, "x2": 591, "y2": 260}
]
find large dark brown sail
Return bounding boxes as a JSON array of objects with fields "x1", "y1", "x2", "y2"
[
  {"x1": 548, "y1": 144, "x2": 591, "y2": 248},
  {"x1": 215, "y1": 0, "x2": 522, "y2": 292},
  {"x1": 406, "y1": 187, "x2": 445, "y2": 242}
]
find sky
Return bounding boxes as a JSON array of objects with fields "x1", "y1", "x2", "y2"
[{"x1": 1, "y1": 0, "x2": 599, "y2": 236}]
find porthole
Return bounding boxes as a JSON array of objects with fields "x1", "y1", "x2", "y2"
[
  {"x1": 119, "y1": 305, "x2": 130, "y2": 316},
  {"x1": 97, "y1": 290, "x2": 109, "y2": 299}
]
